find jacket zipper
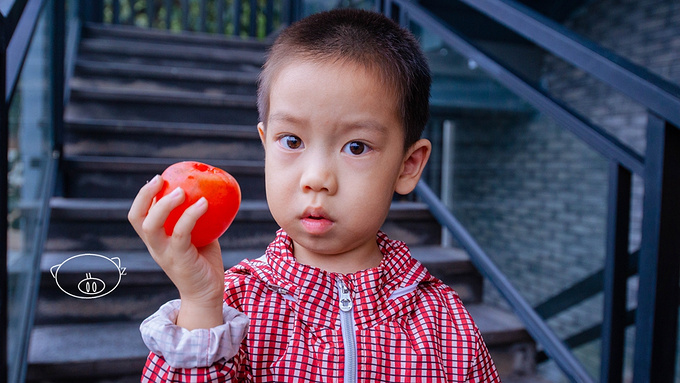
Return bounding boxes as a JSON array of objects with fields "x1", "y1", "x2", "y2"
[{"x1": 337, "y1": 279, "x2": 357, "y2": 383}]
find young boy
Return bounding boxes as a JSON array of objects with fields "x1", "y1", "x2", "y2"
[{"x1": 128, "y1": 8, "x2": 500, "y2": 382}]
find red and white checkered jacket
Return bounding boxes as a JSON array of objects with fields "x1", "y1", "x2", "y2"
[{"x1": 141, "y1": 230, "x2": 500, "y2": 382}]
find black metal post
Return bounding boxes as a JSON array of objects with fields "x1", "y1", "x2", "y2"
[
  {"x1": 112, "y1": 0, "x2": 120, "y2": 24},
  {"x1": 52, "y1": 0, "x2": 64, "y2": 157},
  {"x1": 233, "y1": 0, "x2": 242, "y2": 35},
  {"x1": 165, "y1": 0, "x2": 172, "y2": 29},
  {"x1": 199, "y1": 0, "x2": 207, "y2": 32},
  {"x1": 0, "y1": 12, "x2": 8, "y2": 383},
  {"x1": 633, "y1": 115, "x2": 680, "y2": 382},
  {"x1": 601, "y1": 162, "x2": 631, "y2": 383},
  {"x1": 181, "y1": 0, "x2": 188, "y2": 31},
  {"x1": 91, "y1": 0, "x2": 103, "y2": 23},
  {"x1": 147, "y1": 0, "x2": 155, "y2": 28},
  {"x1": 287, "y1": 0, "x2": 300, "y2": 25},
  {"x1": 265, "y1": 0, "x2": 273, "y2": 35},
  {"x1": 248, "y1": 0, "x2": 257, "y2": 36}
]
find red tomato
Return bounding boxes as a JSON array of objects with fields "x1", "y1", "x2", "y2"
[{"x1": 156, "y1": 161, "x2": 241, "y2": 247}]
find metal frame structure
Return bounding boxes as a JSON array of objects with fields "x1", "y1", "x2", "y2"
[
  {"x1": 1, "y1": 0, "x2": 64, "y2": 381},
  {"x1": 378, "y1": 0, "x2": 680, "y2": 382}
]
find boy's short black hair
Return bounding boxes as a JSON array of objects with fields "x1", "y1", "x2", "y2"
[{"x1": 257, "y1": 8, "x2": 431, "y2": 150}]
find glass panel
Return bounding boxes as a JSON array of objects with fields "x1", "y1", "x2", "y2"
[
  {"x1": 412, "y1": 19, "x2": 610, "y2": 382},
  {"x1": 7, "y1": 5, "x2": 53, "y2": 382}
]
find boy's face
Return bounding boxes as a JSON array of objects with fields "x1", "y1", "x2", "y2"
[{"x1": 258, "y1": 60, "x2": 430, "y2": 272}]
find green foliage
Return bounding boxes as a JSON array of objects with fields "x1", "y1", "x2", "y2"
[{"x1": 102, "y1": 0, "x2": 284, "y2": 39}]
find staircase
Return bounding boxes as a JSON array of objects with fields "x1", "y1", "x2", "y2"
[{"x1": 26, "y1": 23, "x2": 542, "y2": 383}]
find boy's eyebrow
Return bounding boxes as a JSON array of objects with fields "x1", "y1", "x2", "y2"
[
  {"x1": 269, "y1": 112, "x2": 390, "y2": 134},
  {"x1": 268, "y1": 112, "x2": 304, "y2": 126}
]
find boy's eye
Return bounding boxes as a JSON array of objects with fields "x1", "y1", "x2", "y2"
[
  {"x1": 278, "y1": 135, "x2": 304, "y2": 150},
  {"x1": 342, "y1": 141, "x2": 370, "y2": 155}
]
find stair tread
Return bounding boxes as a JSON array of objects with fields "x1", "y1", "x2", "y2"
[
  {"x1": 41, "y1": 249, "x2": 263, "y2": 276},
  {"x1": 49, "y1": 197, "x2": 433, "y2": 220},
  {"x1": 62, "y1": 155, "x2": 264, "y2": 172},
  {"x1": 69, "y1": 83, "x2": 257, "y2": 106},
  {"x1": 75, "y1": 58, "x2": 260, "y2": 83},
  {"x1": 28, "y1": 302, "x2": 527, "y2": 365},
  {"x1": 83, "y1": 22, "x2": 270, "y2": 51},
  {"x1": 28, "y1": 321, "x2": 148, "y2": 364},
  {"x1": 41, "y1": 247, "x2": 472, "y2": 276},
  {"x1": 64, "y1": 117, "x2": 259, "y2": 138},
  {"x1": 466, "y1": 304, "x2": 532, "y2": 345},
  {"x1": 79, "y1": 37, "x2": 265, "y2": 64}
]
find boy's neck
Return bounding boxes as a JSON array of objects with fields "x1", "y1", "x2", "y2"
[{"x1": 291, "y1": 239, "x2": 384, "y2": 274}]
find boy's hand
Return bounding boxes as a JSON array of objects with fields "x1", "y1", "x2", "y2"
[{"x1": 128, "y1": 175, "x2": 225, "y2": 330}]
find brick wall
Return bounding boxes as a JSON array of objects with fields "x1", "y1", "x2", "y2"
[{"x1": 443, "y1": 0, "x2": 679, "y2": 380}]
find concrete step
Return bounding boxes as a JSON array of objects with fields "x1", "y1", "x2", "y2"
[
  {"x1": 36, "y1": 246, "x2": 482, "y2": 326},
  {"x1": 63, "y1": 118, "x2": 263, "y2": 160},
  {"x1": 45, "y1": 198, "x2": 277, "y2": 252},
  {"x1": 65, "y1": 84, "x2": 258, "y2": 125},
  {"x1": 26, "y1": 321, "x2": 148, "y2": 382},
  {"x1": 60, "y1": 155, "x2": 265, "y2": 199},
  {"x1": 72, "y1": 59, "x2": 259, "y2": 97},
  {"x1": 26, "y1": 302, "x2": 532, "y2": 382},
  {"x1": 78, "y1": 36, "x2": 264, "y2": 73},
  {"x1": 45, "y1": 198, "x2": 441, "y2": 252},
  {"x1": 35, "y1": 249, "x2": 263, "y2": 325},
  {"x1": 82, "y1": 22, "x2": 270, "y2": 53}
]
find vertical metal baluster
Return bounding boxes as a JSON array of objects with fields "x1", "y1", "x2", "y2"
[
  {"x1": 234, "y1": 0, "x2": 242, "y2": 36},
  {"x1": 248, "y1": 0, "x2": 257, "y2": 37},
  {"x1": 113, "y1": 0, "x2": 121, "y2": 24},
  {"x1": 265, "y1": 0, "x2": 273, "y2": 35},
  {"x1": 384, "y1": 0, "x2": 393, "y2": 21},
  {"x1": 165, "y1": 0, "x2": 172, "y2": 29},
  {"x1": 398, "y1": 5, "x2": 409, "y2": 28},
  {"x1": 633, "y1": 115, "x2": 680, "y2": 382},
  {"x1": 199, "y1": 0, "x2": 207, "y2": 32},
  {"x1": 440, "y1": 120, "x2": 455, "y2": 248},
  {"x1": 147, "y1": 0, "x2": 155, "y2": 27},
  {"x1": 601, "y1": 161, "x2": 631, "y2": 383},
  {"x1": 217, "y1": 0, "x2": 225, "y2": 35},
  {"x1": 0, "y1": 12, "x2": 9, "y2": 383}
]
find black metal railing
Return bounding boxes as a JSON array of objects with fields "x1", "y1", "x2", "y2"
[
  {"x1": 1, "y1": 0, "x2": 66, "y2": 381},
  {"x1": 378, "y1": 0, "x2": 680, "y2": 382}
]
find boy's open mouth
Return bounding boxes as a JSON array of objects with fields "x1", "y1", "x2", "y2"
[
  {"x1": 301, "y1": 207, "x2": 331, "y2": 221},
  {"x1": 300, "y1": 207, "x2": 333, "y2": 234}
]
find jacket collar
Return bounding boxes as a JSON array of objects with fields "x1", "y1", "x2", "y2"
[{"x1": 246, "y1": 229, "x2": 433, "y2": 328}]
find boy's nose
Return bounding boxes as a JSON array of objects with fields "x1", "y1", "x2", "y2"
[{"x1": 300, "y1": 159, "x2": 338, "y2": 195}]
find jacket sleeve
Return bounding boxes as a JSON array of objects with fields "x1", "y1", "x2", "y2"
[
  {"x1": 466, "y1": 326, "x2": 501, "y2": 383},
  {"x1": 139, "y1": 299, "x2": 249, "y2": 382}
]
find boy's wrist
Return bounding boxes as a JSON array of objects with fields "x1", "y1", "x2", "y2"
[{"x1": 176, "y1": 297, "x2": 224, "y2": 330}]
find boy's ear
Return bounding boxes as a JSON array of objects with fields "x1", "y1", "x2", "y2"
[
  {"x1": 395, "y1": 138, "x2": 431, "y2": 195},
  {"x1": 257, "y1": 122, "x2": 266, "y2": 148}
]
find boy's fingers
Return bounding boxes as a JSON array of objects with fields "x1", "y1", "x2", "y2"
[
  {"x1": 141, "y1": 187, "x2": 186, "y2": 244},
  {"x1": 128, "y1": 175, "x2": 163, "y2": 227},
  {"x1": 170, "y1": 197, "x2": 209, "y2": 244}
]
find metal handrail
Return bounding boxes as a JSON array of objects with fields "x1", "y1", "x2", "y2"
[
  {"x1": 415, "y1": 182, "x2": 595, "y2": 382},
  {"x1": 388, "y1": 0, "x2": 645, "y2": 175},
  {"x1": 457, "y1": 0, "x2": 680, "y2": 130},
  {"x1": 380, "y1": 0, "x2": 680, "y2": 381},
  {"x1": 5, "y1": 0, "x2": 44, "y2": 103}
]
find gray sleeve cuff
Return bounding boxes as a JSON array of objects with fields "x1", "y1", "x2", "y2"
[{"x1": 139, "y1": 299, "x2": 249, "y2": 368}]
